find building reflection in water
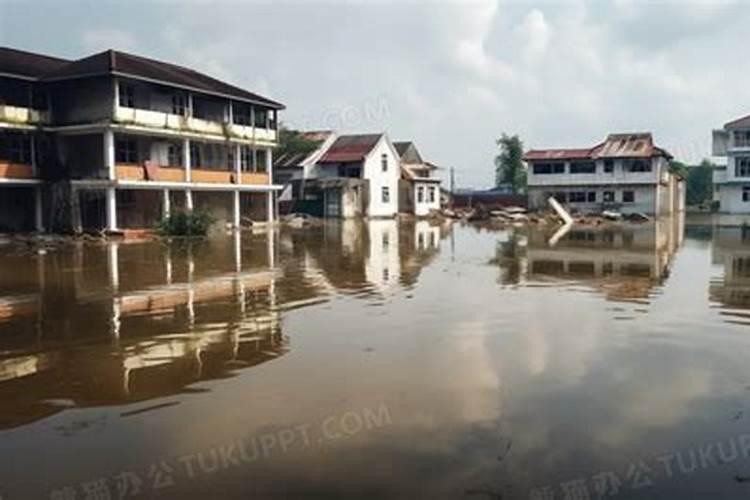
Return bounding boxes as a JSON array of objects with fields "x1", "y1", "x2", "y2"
[
  {"x1": 493, "y1": 215, "x2": 684, "y2": 303},
  {"x1": 0, "y1": 231, "x2": 286, "y2": 429},
  {"x1": 709, "y1": 225, "x2": 750, "y2": 325},
  {"x1": 0, "y1": 220, "x2": 449, "y2": 430}
]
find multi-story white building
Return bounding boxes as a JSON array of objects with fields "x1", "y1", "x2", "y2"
[
  {"x1": 712, "y1": 114, "x2": 750, "y2": 213},
  {"x1": 0, "y1": 47, "x2": 284, "y2": 233},
  {"x1": 524, "y1": 133, "x2": 685, "y2": 216}
]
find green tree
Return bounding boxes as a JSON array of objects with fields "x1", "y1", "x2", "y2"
[
  {"x1": 685, "y1": 159, "x2": 715, "y2": 207},
  {"x1": 495, "y1": 134, "x2": 526, "y2": 194},
  {"x1": 278, "y1": 126, "x2": 320, "y2": 157}
]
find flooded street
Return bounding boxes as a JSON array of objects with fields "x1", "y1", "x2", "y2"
[{"x1": 2, "y1": 217, "x2": 750, "y2": 499}]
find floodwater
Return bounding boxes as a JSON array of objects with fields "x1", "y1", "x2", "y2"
[{"x1": 1, "y1": 217, "x2": 750, "y2": 499}]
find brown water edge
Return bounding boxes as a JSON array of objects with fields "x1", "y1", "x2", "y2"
[{"x1": 1, "y1": 216, "x2": 750, "y2": 499}]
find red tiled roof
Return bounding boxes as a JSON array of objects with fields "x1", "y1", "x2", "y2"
[
  {"x1": 318, "y1": 134, "x2": 383, "y2": 163},
  {"x1": 725, "y1": 114, "x2": 750, "y2": 129}
]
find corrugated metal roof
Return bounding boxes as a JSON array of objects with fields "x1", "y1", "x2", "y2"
[
  {"x1": 524, "y1": 133, "x2": 672, "y2": 161},
  {"x1": 0, "y1": 47, "x2": 69, "y2": 79},
  {"x1": 0, "y1": 47, "x2": 283, "y2": 109},
  {"x1": 725, "y1": 114, "x2": 750, "y2": 129},
  {"x1": 318, "y1": 134, "x2": 383, "y2": 163}
]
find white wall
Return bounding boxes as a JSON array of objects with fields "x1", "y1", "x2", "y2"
[
  {"x1": 365, "y1": 219, "x2": 400, "y2": 290},
  {"x1": 527, "y1": 157, "x2": 663, "y2": 187},
  {"x1": 528, "y1": 185, "x2": 660, "y2": 214},
  {"x1": 413, "y1": 181, "x2": 441, "y2": 217},
  {"x1": 718, "y1": 184, "x2": 750, "y2": 213},
  {"x1": 363, "y1": 137, "x2": 400, "y2": 217}
]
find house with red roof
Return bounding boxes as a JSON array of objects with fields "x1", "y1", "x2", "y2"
[
  {"x1": 303, "y1": 133, "x2": 401, "y2": 218},
  {"x1": 713, "y1": 114, "x2": 750, "y2": 213},
  {"x1": 524, "y1": 133, "x2": 684, "y2": 215},
  {"x1": 394, "y1": 141, "x2": 442, "y2": 217}
]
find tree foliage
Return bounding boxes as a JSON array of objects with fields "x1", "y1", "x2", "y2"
[
  {"x1": 670, "y1": 159, "x2": 715, "y2": 207},
  {"x1": 156, "y1": 211, "x2": 215, "y2": 237},
  {"x1": 278, "y1": 126, "x2": 320, "y2": 157},
  {"x1": 495, "y1": 134, "x2": 526, "y2": 194}
]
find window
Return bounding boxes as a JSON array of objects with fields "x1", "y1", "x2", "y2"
[
  {"x1": 6, "y1": 133, "x2": 31, "y2": 164},
  {"x1": 382, "y1": 186, "x2": 390, "y2": 203},
  {"x1": 568, "y1": 192, "x2": 587, "y2": 203},
  {"x1": 570, "y1": 161, "x2": 596, "y2": 174},
  {"x1": 743, "y1": 186, "x2": 750, "y2": 202},
  {"x1": 604, "y1": 159, "x2": 614, "y2": 173},
  {"x1": 552, "y1": 192, "x2": 567, "y2": 203},
  {"x1": 381, "y1": 154, "x2": 388, "y2": 172},
  {"x1": 254, "y1": 108, "x2": 268, "y2": 129},
  {"x1": 735, "y1": 157, "x2": 750, "y2": 177},
  {"x1": 115, "y1": 138, "x2": 138, "y2": 164},
  {"x1": 119, "y1": 83, "x2": 135, "y2": 108},
  {"x1": 734, "y1": 131, "x2": 750, "y2": 148},
  {"x1": 533, "y1": 162, "x2": 565, "y2": 174},
  {"x1": 233, "y1": 104, "x2": 252, "y2": 126},
  {"x1": 382, "y1": 232, "x2": 389, "y2": 250},
  {"x1": 417, "y1": 186, "x2": 424, "y2": 203},
  {"x1": 587, "y1": 191, "x2": 596, "y2": 203},
  {"x1": 603, "y1": 191, "x2": 615, "y2": 203},
  {"x1": 240, "y1": 146, "x2": 253, "y2": 172},
  {"x1": 622, "y1": 191, "x2": 635, "y2": 203},
  {"x1": 167, "y1": 144, "x2": 182, "y2": 167},
  {"x1": 428, "y1": 187, "x2": 436, "y2": 203},
  {"x1": 256, "y1": 149, "x2": 268, "y2": 173},
  {"x1": 171, "y1": 94, "x2": 187, "y2": 115},
  {"x1": 624, "y1": 159, "x2": 651, "y2": 172}
]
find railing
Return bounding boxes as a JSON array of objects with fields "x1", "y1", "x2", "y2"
[
  {"x1": 115, "y1": 106, "x2": 277, "y2": 142},
  {"x1": 0, "y1": 162, "x2": 35, "y2": 179},
  {"x1": 116, "y1": 164, "x2": 186, "y2": 182},
  {"x1": 0, "y1": 105, "x2": 46, "y2": 125}
]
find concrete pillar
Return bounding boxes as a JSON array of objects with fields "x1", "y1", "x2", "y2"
[
  {"x1": 233, "y1": 230, "x2": 242, "y2": 273},
  {"x1": 162, "y1": 189, "x2": 171, "y2": 218},
  {"x1": 34, "y1": 186, "x2": 43, "y2": 232},
  {"x1": 266, "y1": 147, "x2": 273, "y2": 180},
  {"x1": 185, "y1": 190, "x2": 194, "y2": 211},
  {"x1": 108, "y1": 242, "x2": 120, "y2": 292},
  {"x1": 266, "y1": 191, "x2": 274, "y2": 225},
  {"x1": 104, "y1": 130, "x2": 115, "y2": 181},
  {"x1": 183, "y1": 138, "x2": 191, "y2": 181},
  {"x1": 106, "y1": 187, "x2": 118, "y2": 231},
  {"x1": 234, "y1": 143, "x2": 242, "y2": 181},
  {"x1": 233, "y1": 190, "x2": 241, "y2": 229}
]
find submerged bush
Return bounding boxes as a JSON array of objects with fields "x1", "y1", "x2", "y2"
[{"x1": 156, "y1": 211, "x2": 215, "y2": 237}]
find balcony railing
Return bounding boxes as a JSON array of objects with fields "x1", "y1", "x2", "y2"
[
  {"x1": 114, "y1": 106, "x2": 277, "y2": 142},
  {"x1": 0, "y1": 162, "x2": 35, "y2": 179},
  {"x1": 0, "y1": 105, "x2": 46, "y2": 125},
  {"x1": 116, "y1": 164, "x2": 186, "y2": 182}
]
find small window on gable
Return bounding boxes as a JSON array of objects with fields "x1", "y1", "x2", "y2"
[{"x1": 381, "y1": 153, "x2": 388, "y2": 172}]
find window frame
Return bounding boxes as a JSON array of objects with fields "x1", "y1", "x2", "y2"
[
  {"x1": 381, "y1": 186, "x2": 390, "y2": 203},
  {"x1": 622, "y1": 191, "x2": 635, "y2": 203}
]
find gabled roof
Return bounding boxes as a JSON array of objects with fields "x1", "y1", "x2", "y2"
[
  {"x1": 0, "y1": 47, "x2": 69, "y2": 80},
  {"x1": 40, "y1": 49, "x2": 284, "y2": 109},
  {"x1": 524, "y1": 133, "x2": 672, "y2": 161},
  {"x1": 274, "y1": 131, "x2": 335, "y2": 169},
  {"x1": 318, "y1": 134, "x2": 383, "y2": 163},
  {"x1": 725, "y1": 114, "x2": 750, "y2": 130}
]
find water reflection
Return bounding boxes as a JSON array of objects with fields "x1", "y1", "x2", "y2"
[
  {"x1": 493, "y1": 216, "x2": 684, "y2": 304},
  {"x1": 0, "y1": 220, "x2": 447, "y2": 431},
  {"x1": 710, "y1": 225, "x2": 750, "y2": 325}
]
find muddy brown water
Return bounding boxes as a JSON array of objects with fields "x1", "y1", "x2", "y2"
[{"x1": 1, "y1": 217, "x2": 750, "y2": 499}]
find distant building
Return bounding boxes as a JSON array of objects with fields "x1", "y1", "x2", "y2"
[
  {"x1": 0, "y1": 46, "x2": 284, "y2": 233},
  {"x1": 273, "y1": 131, "x2": 337, "y2": 187},
  {"x1": 524, "y1": 132, "x2": 685, "y2": 215},
  {"x1": 394, "y1": 141, "x2": 441, "y2": 217},
  {"x1": 712, "y1": 113, "x2": 750, "y2": 213}
]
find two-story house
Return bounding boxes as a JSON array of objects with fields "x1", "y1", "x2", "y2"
[
  {"x1": 524, "y1": 133, "x2": 684, "y2": 216},
  {"x1": 0, "y1": 47, "x2": 284, "y2": 233},
  {"x1": 395, "y1": 141, "x2": 442, "y2": 217},
  {"x1": 303, "y1": 133, "x2": 401, "y2": 218},
  {"x1": 712, "y1": 114, "x2": 750, "y2": 213}
]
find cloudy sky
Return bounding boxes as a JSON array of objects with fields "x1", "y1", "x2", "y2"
[{"x1": 1, "y1": 0, "x2": 747, "y2": 187}]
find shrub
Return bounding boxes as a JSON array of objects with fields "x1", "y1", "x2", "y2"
[{"x1": 156, "y1": 211, "x2": 215, "y2": 237}]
